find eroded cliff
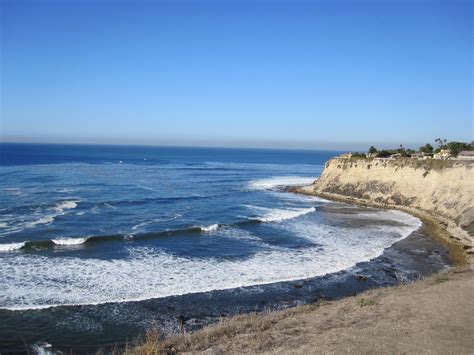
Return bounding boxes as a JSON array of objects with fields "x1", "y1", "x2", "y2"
[{"x1": 298, "y1": 158, "x2": 474, "y2": 252}]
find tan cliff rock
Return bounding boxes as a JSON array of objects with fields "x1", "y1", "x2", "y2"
[{"x1": 296, "y1": 158, "x2": 474, "y2": 260}]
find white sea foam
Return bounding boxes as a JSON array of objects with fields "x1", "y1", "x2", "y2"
[
  {"x1": 52, "y1": 237, "x2": 89, "y2": 246},
  {"x1": 3, "y1": 187, "x2": 23, "y2": 196},
  {"x1": 248, "y1": 176, "x2": 316, "y2": 190},
  {"x1": 131, "y1": 215, "x2": 181, "y2": 231},
  {"x1": 0, "y1": 242, "x2": 26, "y2": 252},
  {"x1": 355, "y1": 209, "x2": 422, "y2": 226},
  {"x1": 53, "y1": 200, "x2": 78, "y2": 213},
  {"x1": 31, "y1": 342, "x2": 54, "y2": 355},
  {"x1": 136, "y1": 184, "x2": 158, "y2": 192},
  {"x1": 4, "y1": 201, "x2": 81, "y2": 233},
  {"x1": 58, "y1": 188, "x2": 75, "y2": 193},
  {"x1": 0, "y1": 209, "x2": 422, "y2": 310},
  {"x1": 0, "y1": 223, "x2": 8, "y2": 228},
  {"x1": 25, "y1": 216, "x2": 55, "y2": 228},
  {"x1": 200, "y1": 224, "x2": 219, "y2": 232},
  {"x1": 249, "y1": 206, "x2": 316, "y2": 222},
  {"x1": 132, "y1": 220, "x2": 155, "y2": 231},
  {"x1": 278, "y1": 192, "x2": 330, "y2": 204}
]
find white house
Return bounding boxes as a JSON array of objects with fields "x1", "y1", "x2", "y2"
[{"x1": 433, "y1": 149, "x2": 451, "y2": 160}]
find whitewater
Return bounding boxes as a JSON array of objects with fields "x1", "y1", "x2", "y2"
[
  {"x1": 0, "y1": 146, "x2": 421, "y2": 310},
  {"x1": 0, "y1": 144, "x2": 452, "y2": 353}
]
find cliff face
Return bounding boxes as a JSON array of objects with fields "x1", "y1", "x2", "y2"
[{"x1": 301, "y1": 158, "x2": 474, "y2": 237}]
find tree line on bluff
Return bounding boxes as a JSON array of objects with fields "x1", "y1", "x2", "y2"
[{"x1": 351, "y1": 138, "x2": 474, "y2": 158}]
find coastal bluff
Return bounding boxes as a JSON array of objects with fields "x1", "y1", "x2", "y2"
[{"x1": 296, "y1": 158, "x2": 474, "y2": 256}]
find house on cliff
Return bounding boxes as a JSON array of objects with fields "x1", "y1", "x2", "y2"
[
  {"x1": 411, "y1": 152, "x2": 433, "y2": 160},
  {"x1": 433, "y1": 149, "x2": 451, "y2": 160},
  {"x1": 457, "y1": 151, "x2": 474, "y2": 160}
]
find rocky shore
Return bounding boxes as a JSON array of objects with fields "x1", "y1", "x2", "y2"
[{"x1": 292, "y1": 157, "x2": 474, "y2": 265}]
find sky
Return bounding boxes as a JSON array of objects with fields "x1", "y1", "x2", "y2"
[{"x1": 0, "y1": 0, "x2": 472, "y2": 150}]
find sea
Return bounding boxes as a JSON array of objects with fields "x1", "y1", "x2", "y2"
[{"x1": 0, "y1": 143, "x2": 450, "y2": 353}]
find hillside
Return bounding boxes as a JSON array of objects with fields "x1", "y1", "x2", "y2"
[{"x1": 125, "y1": 269, "x2": 474, "y2": 354}]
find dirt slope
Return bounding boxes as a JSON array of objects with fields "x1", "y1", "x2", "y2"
[{"x1": 127, "y1": 270, "x2": 474, "y2": 354}]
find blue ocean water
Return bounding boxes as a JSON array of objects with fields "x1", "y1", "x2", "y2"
[
  {"x1": 0, "y1": 143, "x2": 428, "y2": 310},
  {"x1": 0, "y1": 143, "x2": 452, "y2": 352}
]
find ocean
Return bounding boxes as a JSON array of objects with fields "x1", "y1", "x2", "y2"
[{"x1": 0, "y1": 143, "x2": 450, "y2": 353}]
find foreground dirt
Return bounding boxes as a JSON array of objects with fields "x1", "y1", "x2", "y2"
[{"x1": 127, "y1": 269, "x2": 474, "y2": 354}]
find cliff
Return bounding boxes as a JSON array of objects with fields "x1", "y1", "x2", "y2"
[{"x1": 296, "y1": 158, "x2": 474, "y2": 258}]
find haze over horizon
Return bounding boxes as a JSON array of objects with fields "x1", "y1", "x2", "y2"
[{"x1": 1, "y1": 0, "x2": 472, "y2": 150}]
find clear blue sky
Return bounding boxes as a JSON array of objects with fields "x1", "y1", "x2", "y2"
[{"x1": 1, "y1": 0, "x2": 472, "y2": 150}]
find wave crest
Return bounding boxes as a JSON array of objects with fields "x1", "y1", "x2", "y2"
[
  {"x1": 53, "y1": 201, "x2": 78, "y2": 213},
  {"x1": 52, "y1": 237, "x2": 89, "y2": 246},
  {"x1": 0, "y1": 242, "x2": 26, "y2": 252},
  {"x1": 250, "y1": 206, "x2": 316, "y2": 222},
  {"x1": 248, "y1": 176, "x2": 315, "y2": 190},
  {"x1": 200, "y1": 224, "x2": 219, "y2": 232}
]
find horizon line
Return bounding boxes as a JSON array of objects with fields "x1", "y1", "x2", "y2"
[
  {"x1": 0, "y1": 136, "x2": 438, "y2": 152},
  {"x1": 0, "y1": 140, "x2": 353, "y2": 153}
]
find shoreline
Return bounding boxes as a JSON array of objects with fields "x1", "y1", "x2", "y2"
[
  {"x1": 290, "y1": 186, "x2": 471, "y2": 267},
  {"x1": 2, "y1": 219, "x2": 449, "y2": 353},
  {"x1": 126, "y1": 268, "x2": 474, "y2": 354},
  {"x1": 121, "y1": 186, "x2": 474, "y2": 354},
  {"x1": 1, "y1": 187, "x2": 454, "y2": 353}
]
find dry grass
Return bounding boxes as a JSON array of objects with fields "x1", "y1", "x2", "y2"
[
  {"x1": 115, "y1": 269, "x2": 474, "y2": 354},
  {"x1": 342, "y1": 157, "x2": 472, "y2": 171},
  {"x1": 355, "y1": 297, "x2": 377, "y2": 307},
  {"x1": 120, "y1": 304, "x2": 321, "y2": 354},
  {"x1": 431, "y1": 275, "x2": 450, "y2": 284}
]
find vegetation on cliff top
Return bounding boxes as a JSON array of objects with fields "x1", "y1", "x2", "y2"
[{"x1": 350, "y1": 138, "x2": 473, "y2": 159}]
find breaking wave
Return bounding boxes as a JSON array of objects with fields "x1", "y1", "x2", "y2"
[
  {"x1": 249, "y1": 206, "x2": 316, "y2": 222},
  {"x1": 52, "y1": 237, "x2": 89, "y2": 246},
  {"x1": 0, "y1": 205, "x2": 321, "y2": 252},
  {"x1": 0, "y1": 207, "x2": 422, "y2": 310},
  {"x1": 0, "y1": 242, "x2": 26, "y2": 252},
  {"x1": 200, "y1": 224, "x2": 219, "y2": 232},
  {"x1": 248, "y1": 176, "x2": 316, "y2": 190},
  {"x1": 53, "y1": 201, "x2": 78, "y2": 213}
]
